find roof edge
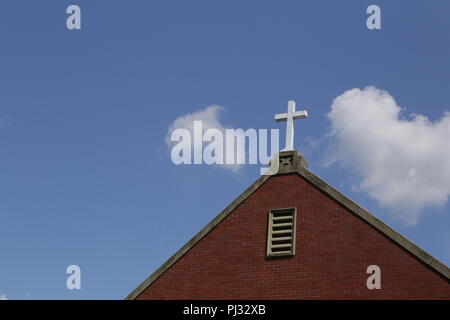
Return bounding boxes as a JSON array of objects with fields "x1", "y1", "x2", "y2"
[
  {"x1": 296, "y1": 166, "x2": 450, "y2": 281},
  {"x1": 124, "y1": 173, "x2": 272, "y2": 300}
]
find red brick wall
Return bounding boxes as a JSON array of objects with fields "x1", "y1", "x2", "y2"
[{"x1": 137, "y1": 173, "x2": 450, "y2": 299}]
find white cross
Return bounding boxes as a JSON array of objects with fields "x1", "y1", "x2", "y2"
[{"x1": 275, "y1": 100, "x2": 308, "y2": 151}]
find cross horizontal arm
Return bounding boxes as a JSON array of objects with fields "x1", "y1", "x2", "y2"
[
  {"x1": 292, "y1": 110, "x2": 308, "y2": 120},
  {"x1": 275, "y1": 113, "x2": 288, "y2": 122}
]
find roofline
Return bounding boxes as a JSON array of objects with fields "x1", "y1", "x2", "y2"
[
  {"x1": 125, "y1": 173, "x2": 272, "y2": 300},
  {"x1": 125, "y1": 167, "x2": 449, "y2": 299},
  {"x1": 296, "y1": 166, "x2": 450, "y2": 281}
]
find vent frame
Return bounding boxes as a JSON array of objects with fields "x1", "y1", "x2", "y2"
[{"x1": 266, "y1": 207, "x2": 297, "y2": 257}]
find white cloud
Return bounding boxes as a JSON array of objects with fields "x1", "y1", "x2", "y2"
[
  {"x1": 0, "y1": 294, "x2": 7, "y2": 300},
  {"x1": 166, "y1": 105, "x2": 244, "y2": 173},
  {"x1": 326, "y1": 86, "x2": 450, "y2": 225},
  {"x1": 166, "y1": 105, "x2": 225, "y2": 147}
]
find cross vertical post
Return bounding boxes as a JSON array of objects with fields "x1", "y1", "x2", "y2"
[{"x1": 275, "y1": 100, "x2": 308, "y2": 151}]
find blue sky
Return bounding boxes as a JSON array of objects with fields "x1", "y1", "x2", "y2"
[{"x1": 0, "y1": 1, "x2": 449, "y2": 299}]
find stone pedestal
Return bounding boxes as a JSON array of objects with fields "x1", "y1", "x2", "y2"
[{"x1": 269, "y1": 150, "x2": 308, "y2": 175}]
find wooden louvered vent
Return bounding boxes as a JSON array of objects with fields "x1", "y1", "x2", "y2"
[{"x1": 267, "y1": 208, "x2": 296, "y2": 257}]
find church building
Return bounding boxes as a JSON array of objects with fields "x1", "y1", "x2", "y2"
[{"x1": 126, "y1": 102, "x2": 449, "y2": 300}]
